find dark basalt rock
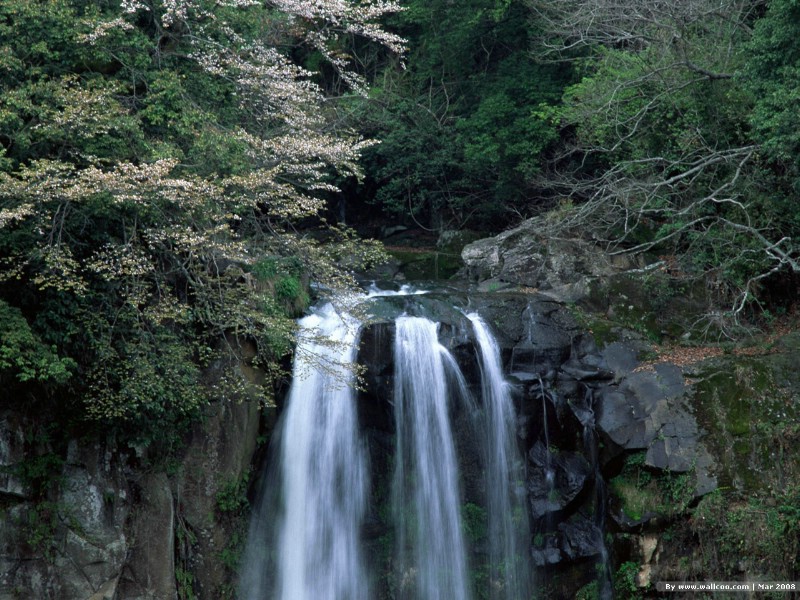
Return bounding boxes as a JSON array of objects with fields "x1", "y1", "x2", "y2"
[
  {"x1": 560, "y1": 359, "x2": 615, "y2": 382},
  {"x1": 558, "y1": 515, "x2": 607, "y2": 561},
  {"x1": 357, "y1": 323, "x2": 397, "y2": 433},
  {"x1": 532, "y1": 540, "x2": 563, "y2": 567},
  {"x1": 532, "y1": 514, "x2": 607, "y2": 566},
  {"x1": 528, "y1": 441, "x2": 592, "y2": 517},
  {"x1": 595, "y1": 362, "x2": 717, "y2": 495},
  {"x1": 609, "y1": 504, "x2": 669, "y2": 534}
]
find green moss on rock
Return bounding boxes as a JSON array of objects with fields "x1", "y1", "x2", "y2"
[{"x1": 691, "y1": 355, "x2": 799, "y2": 493}]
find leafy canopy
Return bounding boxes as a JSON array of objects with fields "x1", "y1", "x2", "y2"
[
  {"x1": 528, "y1": 0, "x2": 799, "y2": 326},
  {"x1": 0, "y1": 0, "x2": 399, "y2": 439},
  {"x1": 354, "y1": 0, "x2": 570, "y2": 230}
]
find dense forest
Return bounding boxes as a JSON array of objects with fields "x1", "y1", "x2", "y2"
[
  {"x1": 1, "y1": 0, "x2": 799, "y2": 452},
  {"x1": 356, "y1": 0, "x2": 800, "y2": 315},
  {"x1": 0, "y1": 0, "x2": 400, "y2": 449}
]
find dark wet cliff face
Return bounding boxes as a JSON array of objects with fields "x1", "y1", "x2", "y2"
[
  {"x1": 350, "y1": 291, "x2": 639, "y2": 597},
  {"x1": 0, "y1": 351, "x2": 263, "y2": 600},
  {"x1": 349, "y1": 287, "x2": 800, "y2": 599}
]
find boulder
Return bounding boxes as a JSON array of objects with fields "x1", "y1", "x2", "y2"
[
  {"x1": 528, "y1": 441, "x2": 592, "y2": 517},
  {"x1": 532, "y1": 514, "x2": 607, "y2": 565},
  {"x1": 462, "y1": 223, "x2": 641, "y2": 302},
  {"x1": 597, "y1": 363, "x2": 718, "y2": 496}
]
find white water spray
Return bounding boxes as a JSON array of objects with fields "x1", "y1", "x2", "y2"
[
  {"x1": 240, "y1": 303, "x2": 369, "y2": 600},
  {"x1": 393, "y1": 316, "x2": 471, "y2": 600},
  {"x1": 468, "y1": 314, "x2": 532, "y2": 599}
]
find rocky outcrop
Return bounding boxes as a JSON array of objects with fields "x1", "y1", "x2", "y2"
[
  {"x1": 117, "y1": 473, "x2": 175, "y2": 600},
  {"x1": 596, "y1": 359, "x2": 717, "y2": 496},
  {"x1": 618, "y1": 334, "x2": 800, "y2": 591},
  {"x1": 461, "y1": 222, "x2": 642, "y2": 302},
  {"x1": 0, "y1": 429, "x2": 130, "y2": 600},
  {"x1": 172, "y1": 393, "x2": 262, "y2": 599},
  {"x1": 0, "y1": 343, "x2": 264, "y2": 600},
  {"x1": 528, "y1": 441, "x2": 592, "y2": 516}
]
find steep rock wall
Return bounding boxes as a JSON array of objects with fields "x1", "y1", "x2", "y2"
[
  {"x1": 0, "y1": 345, "x2": 265, "y2": 600},
  {"x1": 2, "y1": 282, "x2": 798, "y2": 599}
]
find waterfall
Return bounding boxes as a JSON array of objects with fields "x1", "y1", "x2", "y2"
[
  {"x1": 240, "y1": 296, "x2": 533, "y2": 600},
  {"x1": 468, "y1": 314, "x2": 532, "y2": 600},
  {"x1": 582, "y1": 389, "x2": 613, "y2": 600},
  {"x1": 239, "y1": 302, "x2": 369, "y2": 600},
  {"x1": 392, "y1": 316, "x2": 471, "y2": 600}
]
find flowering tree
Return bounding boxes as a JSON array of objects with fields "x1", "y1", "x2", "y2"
[{"x1": 0, "y1": 0, "x2": 401, "y2": 433}]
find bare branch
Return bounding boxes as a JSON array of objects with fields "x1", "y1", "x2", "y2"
[{"x1": 524, "y1": 0, "x2": 797, "y2": 332}]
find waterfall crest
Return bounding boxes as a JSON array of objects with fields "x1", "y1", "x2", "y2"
[
  {"x1": 240, "y1": 303, "x2": 369, "y2": 600},
  {"x1": 468, "y1": 314, "x2": 532, "y2": 599},
  {"x1": 393, "y1": 316, "x2": 472, "y2": 600}
]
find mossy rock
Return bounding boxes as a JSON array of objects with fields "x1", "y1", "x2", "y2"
[
  {"x1": 580, "y1": 273, "x2": 708, "y2": 344},
  {"x1": 609, "y1": 452, "x2": 694, "y2": 521},
  {"x1": 690, "y1": 351, "x2": 800, "y2": 493}
]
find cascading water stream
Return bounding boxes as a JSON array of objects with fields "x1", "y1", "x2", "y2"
[
  {"x1": 581, "y1": 388, "x2": 614, "y2": 600},
  {"x1": 537, "y1": 376, "x2": 555, "y2": 496},
  {"x1": 393, "y1": 316, "x2": 471, "y2": 600},
  {"x1": 468, "y1": 314, "x2": 531, "y2": 600},
  {"x1": 240, "y1": 294, "x2": 535, "y2": 600},
  {"x1": 239, "y1": 303, "x2": 369, "y2": 600}
]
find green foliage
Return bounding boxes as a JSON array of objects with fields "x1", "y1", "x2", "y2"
[
  {"x1": 744, "y1": 0, "x2": 800, "y2": 173},
  {"x1": 575, "y1": 580, "x2": 600, "y2": 600},
  {"x1": 219, "y1": 527, "x2": 247, "y2": 573},
  {"x1": 613, "y1": 561, "x2": 643, "y2": 599},
  {"x1": 610, "y1": 452, "x2": 694, "y2": 521},
  {"x1": 19, "y1": 501, "x2": 61, "y2": 561},
  {"x1": 275, "y1": 275, "x2": 304, "y2": 305},
  {"x1": 252, "y1": 256, "x2": 310, "y2": 316},
  {"x1": 741, "y1": 0, "x2": 800, "y2": 276},
  {"x1": 692, "y1": 486, "x2": 800, "y2": 580},
  {"x1": 0, "y1": 300, "x2": 75, "y2": 385},
  {"x1": 362, "y1": 98, "x2": 463, "y2": 225},
  {"x1": 215, "y1": 473, "x2": 250, "y2": 516},
  {"x1": 663, "y1": 471, "x2": 694, "y2": 512},
  {"x1": 461, "y1": 502, "x2": 488, "y2": 544},
  {"x1": 83, "y1": 317, "x2": 208, "y2": 438},
  {"x1": 534, "y1": 0, "x2": 800, "y2": 320},
  {"x1": 357, "y1": 0, "x2": 571, "y2": 229},
  {"x1": 175, "y1": 567, "x2": 198, "y2": 600},
  {"x1": 214, "y1": 472, "x2": 251, "y2": 596},
  {"x1": 0, "y1": 0, "x2": 398, "y2": 445},
  {"x1": 8, "y1": 450, "x2": 64, "y2": 499}
]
